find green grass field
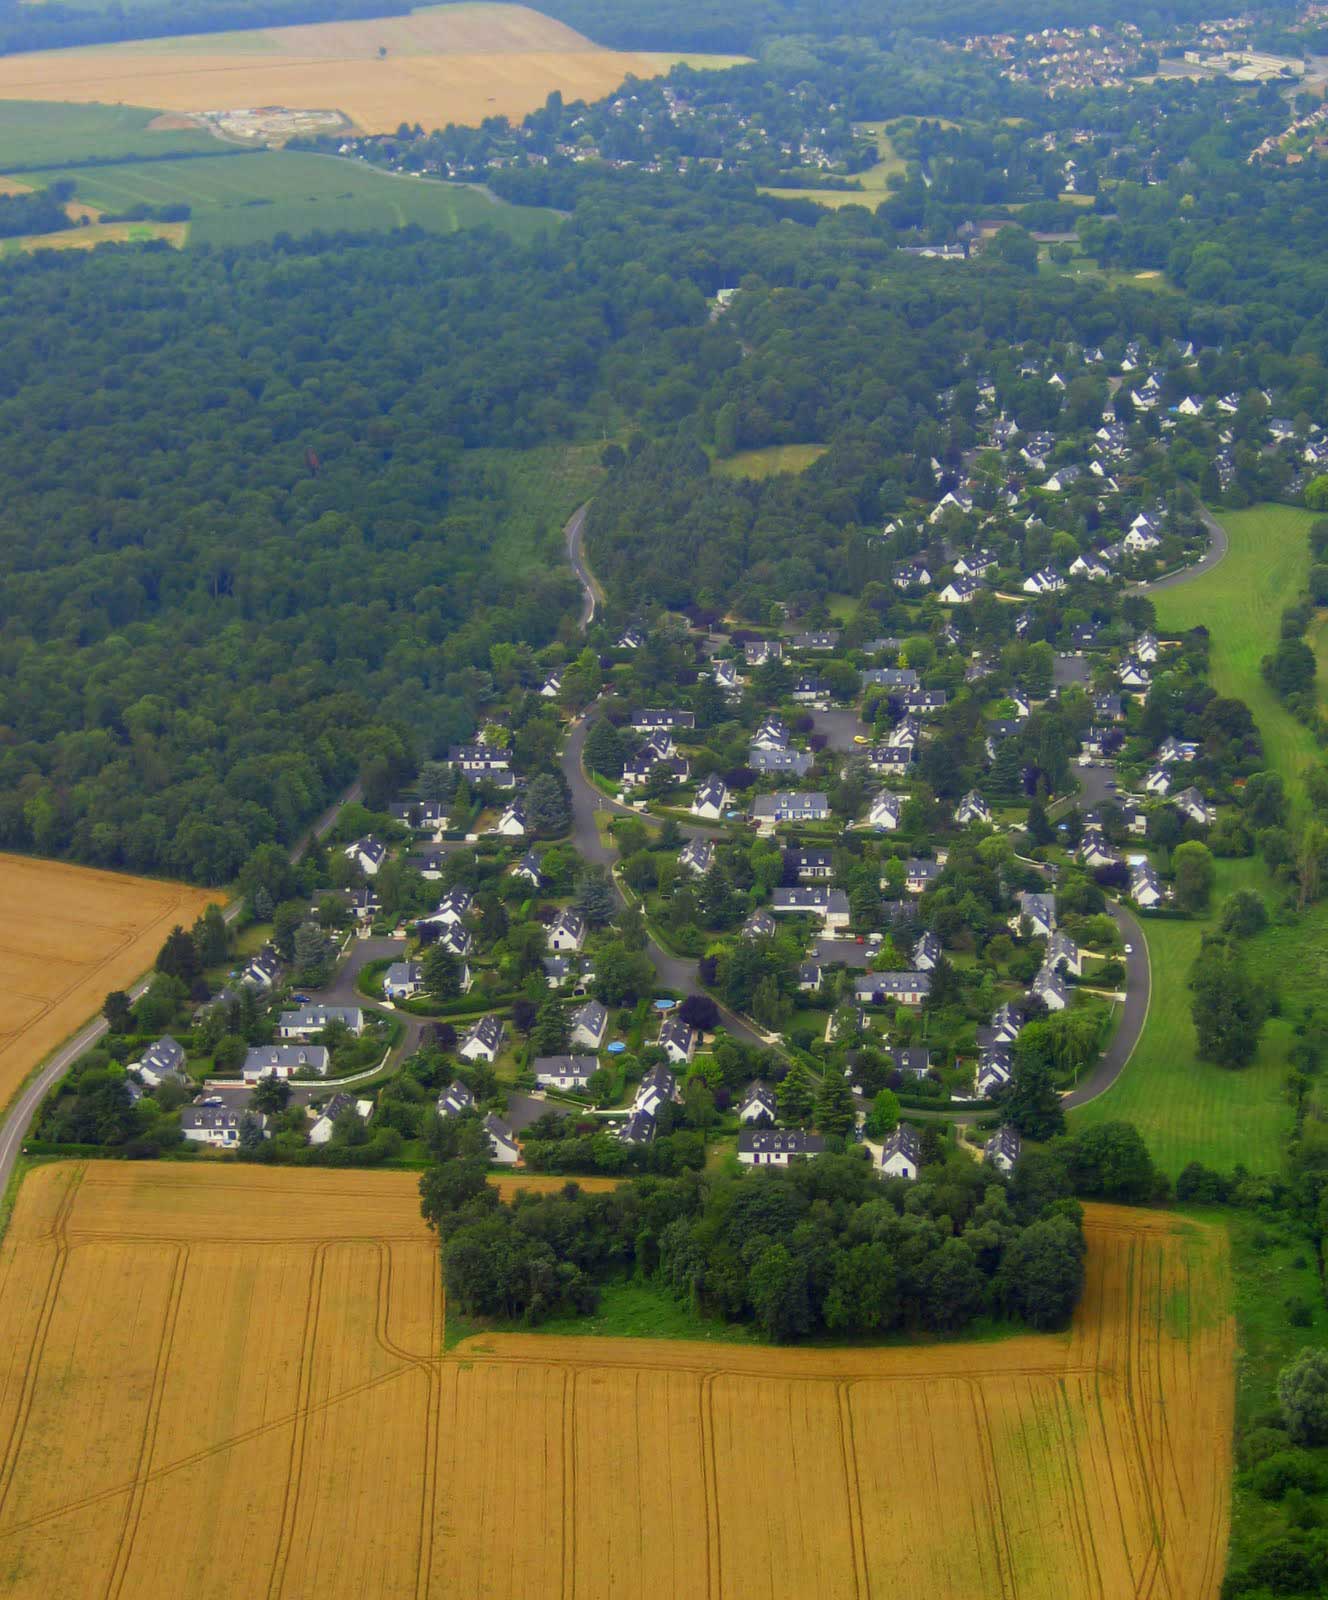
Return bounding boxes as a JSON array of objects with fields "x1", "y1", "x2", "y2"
[
  {"x1": 756, "y1": 120, "x2": 905, "y2": 210},
  {"x1": 37, "y1": 150, "x2": 557, "y2": 245},
  {"x1": 713, "y1": 443, "x2": 826, "y2": 478},
  {"x1": 1070, "y1": 858, "x2": 1294, "y2": 1177},
  {"x1": 0, "y1": 100, "x2": 221, "y2": 168},
  {"x1": 1153, "y1": 503, "x2": 1319, "y2": 808}
]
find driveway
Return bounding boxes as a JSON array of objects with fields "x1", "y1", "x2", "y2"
[{"x1": 811, "y1": 707, "x2": 870, "y2": 752}]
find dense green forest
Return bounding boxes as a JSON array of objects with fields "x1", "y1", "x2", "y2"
[
  {"x1": 0, "y1": 210, "x2": 709, "y2": 882},
  {"x1": 536, "y1": 0, "x2": 1232, "y2": 54},
  {"x1": 422, "y1": 1145, "x2": 1090, "y2": 1339}
]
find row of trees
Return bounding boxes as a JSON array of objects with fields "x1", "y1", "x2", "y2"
[{"x1": 420, "y1": 1143, "x2": 1088, "y2": 1341}]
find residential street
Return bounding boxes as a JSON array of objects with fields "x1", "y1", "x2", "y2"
[{"x1": 1131, "y1": 503, "x2": 1228, "y2": 593}]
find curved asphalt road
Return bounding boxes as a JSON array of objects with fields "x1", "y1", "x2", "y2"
[
  {"x1": 0, "y1": 780, "x2": 363, "y2": 1196},
  {"x1": 565, "y1": 503, "x2": 597, "y2": 629},
  {"x1": 1130, "y1": 503, "x2": 1229, "y2": 595}
]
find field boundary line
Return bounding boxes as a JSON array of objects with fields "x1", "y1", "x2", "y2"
[
  {"x1": 0, "y1": 1164, "x2": 80, "y2": 1518},
  {"x1": 561, "y1": 1366, "x2": 577, "y2": 1600},
  {"x1": 970, "y1": 1381, "x2": 1017, "y2": 1600},
  {"x1": 105, "y1": 1242, "x2": 189, "y2": 1600},
  {"x1": 1056, "y1": 1375, "x2": 1104, "y2": 1600},
  {"x1": 266, "y1": 1242, "x2": 326, "y2": 1600},
  {"x1": 414, "y1": 1247, "x2": 443, "y2": 1600},
  {"x1": 698, "y1": 1370, "x2": 722, "y2": 1598},
  {"x1": 835, "y1": 1380, "x2": 871, "y2": 1600},
  {"x1": 0, "y1": 1360, "x2": 421, "y2": 1543}
]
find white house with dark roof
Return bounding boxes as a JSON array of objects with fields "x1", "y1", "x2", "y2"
[
  {"x1": 657, "y1": 1018, "x2": 696, "y2": 1066},
  {"x1": 512, "y1": 849, "x2": 543, "y2": 887},
  {"x1": 771, "y1": 886, "x2": 849, "y2": 930},
  {"x1": 547, "y1": 909, "x2": 587, "y2": 952},
  {"x1": 678, "y1": 837, "x2": 715, "y2": 876},
  {"x1": 485, "y1": 1113, "x2": 520, "y2": 1165},
  {"x1": 861, "y1": 667, "x2": 918, "y2": 691},
  {"x1": 692, "y1": 775, "x2": 730, "y2": 820},
  {"x1": 738, "y1": 1128, "x2": 825, "y2": 1167},
  {"x1": 383, "y1": 961, "x2": 425, "y2": 1000},
  {"x1": 904, "y1": 858, "x2": 943, "y2": 895},
  {"x1": 742, "y1": 907, "x2": 778, "y2": 940},
  {"x1": 867, "y1": 790, "x2": 905, "y2": 831},
  {"x1": 750, "y1": 791, "x2": 830, "y2": 826},
  {"x1": 977, "y1": 1047, "x2": 1014, "y2": 1099},
  {"x1": 569, "y1": 999, "x2": 608, "y2": 1051},
  {"x1": 912, "y1": 931, "x2": 942, "y2": 971},
  {"x1": 939, "y1": 574, "x2": 983, "y2": 605},
  {"x1": 279, "y1": 1006, "x2": 364, "y2": 1039},
  {"x1": 954, "y1": 790, "x2": 991, "y2": 826},
  {"x1": 494, "y1": 800, "x2": 527, "y2": 837},
  {"x1": 182, "y1": 1100, "x2": 268, "y2": 1147},
  {"x1": 459, "y1": 1014, "x2": 505, "y2": 1063},
  {"x1": 1173, "y1": 786, "x2": 1215, "y2": 826},
  {"x1": 1030, "y1": 964, "x2": 1070, "y2": 1011},
  {"x1": 856, "y1": 972, "x2": 931, "y2": 1007},
  {"x1": 750, "y1": 715, "x2": 790, "y2": 751},
  {"x1": 132, "y1": 1036, "x2": 187, "y2": 1089},
  {"x1": 450, "y1": 743, "x2": 511, "y2": 778},
  {"x1": 618, "y1": 1109, "x2": 657, "y2": 1145},
  {"x1": 1046, "y1": 931, "x2": 1083, "y2": 978},
  {"x1": 344, "y1": 835, "x2": 387, "y2": 876},
  {"x1": 1010, "y1": 892, "x2": 1056, "y2": 939},
  {"x1": 879, "y1": 1123, "x2": 922, "y2": 1180},
  {"x1": 791, "y1": 630, "x2": 839, "y2": 651},
  {"x1": 243, "y1": 1045, "x2": 329, "y2": 1082},
  {"x1": 738, "y1": 1080, "x2": 778, "y2": 1125},
  {"x1": 635, "y1": 1064, "x2": 679, "y2": 1114},
  {"x1": 308, "y1": 1093, "x2": 370, "y2": 1145},
  {"x1": 436, "y1": 1080, "x2": 475, "y2": 1118},
  {"x1": 241, "y1": 947, "x2": 281, "y2": 990},
  {"x1": 631, "y1": 708, "x2": 696, "y2": 734},
  {"x1": 744, "y1": 639, "x2": 784, "y2": 666},
  {"x1": 750, "y1": 747, "x2": 814, "y2": 776},
  {"x1": 1143, "y1": 764, "x2": 1172, "y2": 796},
  {"x1": 424, "y1": 887, "x2": 473, "y2": 926},
  {"x1": 789, "y1": 848, "x2": 833, "y2": 881},
  {"x1": 902, "y1": 689, "x2": 948, "y2": 716},
  {"x1": 532, "y1": 1056, "x2": 598, "y2": 1092},
  {"x1": 798, "y1": 961, "x2": 823, "y2": 992},
  {"x1": 984, "y1": 1125, "x2": 1022, "y2": 1172},
  {"x1": 1130, "y1": 862, "x2": 1164, "y2": 909}
]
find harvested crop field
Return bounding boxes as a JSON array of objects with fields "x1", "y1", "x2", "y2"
[
  {"x1": 0, "y1": 1164, "x2": 1233, "y2": 1598},
  {"x1": 0, "y1": 3, "x2": 747, "y2": 134},
  {"x1": 0, "y1": 856, "x2": 217, "y2": 1112}
]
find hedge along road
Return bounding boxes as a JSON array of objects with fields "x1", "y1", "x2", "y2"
[{"x1": 0, "y1": 780, "x2": 362, "y2": 1201}]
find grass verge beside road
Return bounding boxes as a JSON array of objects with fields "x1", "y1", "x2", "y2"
[{"x1": 1069, "y1": 862, "x2": 1293, "y2": 1177}]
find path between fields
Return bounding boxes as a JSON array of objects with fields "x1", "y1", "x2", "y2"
[{"x1": 0, "y1": 781, "x2": 362, "y2": 1198}]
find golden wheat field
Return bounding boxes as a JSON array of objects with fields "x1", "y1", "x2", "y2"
[
  {"x1": 0, "y1": 856, "x2": 218, "y2": 1111},
  {"x1": 0, "y1": 1163, "x2": 1233, "y2": 1599},
  {"x1": 0, "y1": 3, "x2": 747, "y2": 134}
]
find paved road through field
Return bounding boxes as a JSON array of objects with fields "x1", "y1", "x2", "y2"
[{"x1": 0, "y1": 779, "x2": 363, "y2": 1199}]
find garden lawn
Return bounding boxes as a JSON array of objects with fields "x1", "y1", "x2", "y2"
[
  {"x1": 1151, "y1": 503, "x2": 1319, "y2": 810},
  {"x1": 1070, "y1": 860, "x2": 1293, "y2": 1177}
]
